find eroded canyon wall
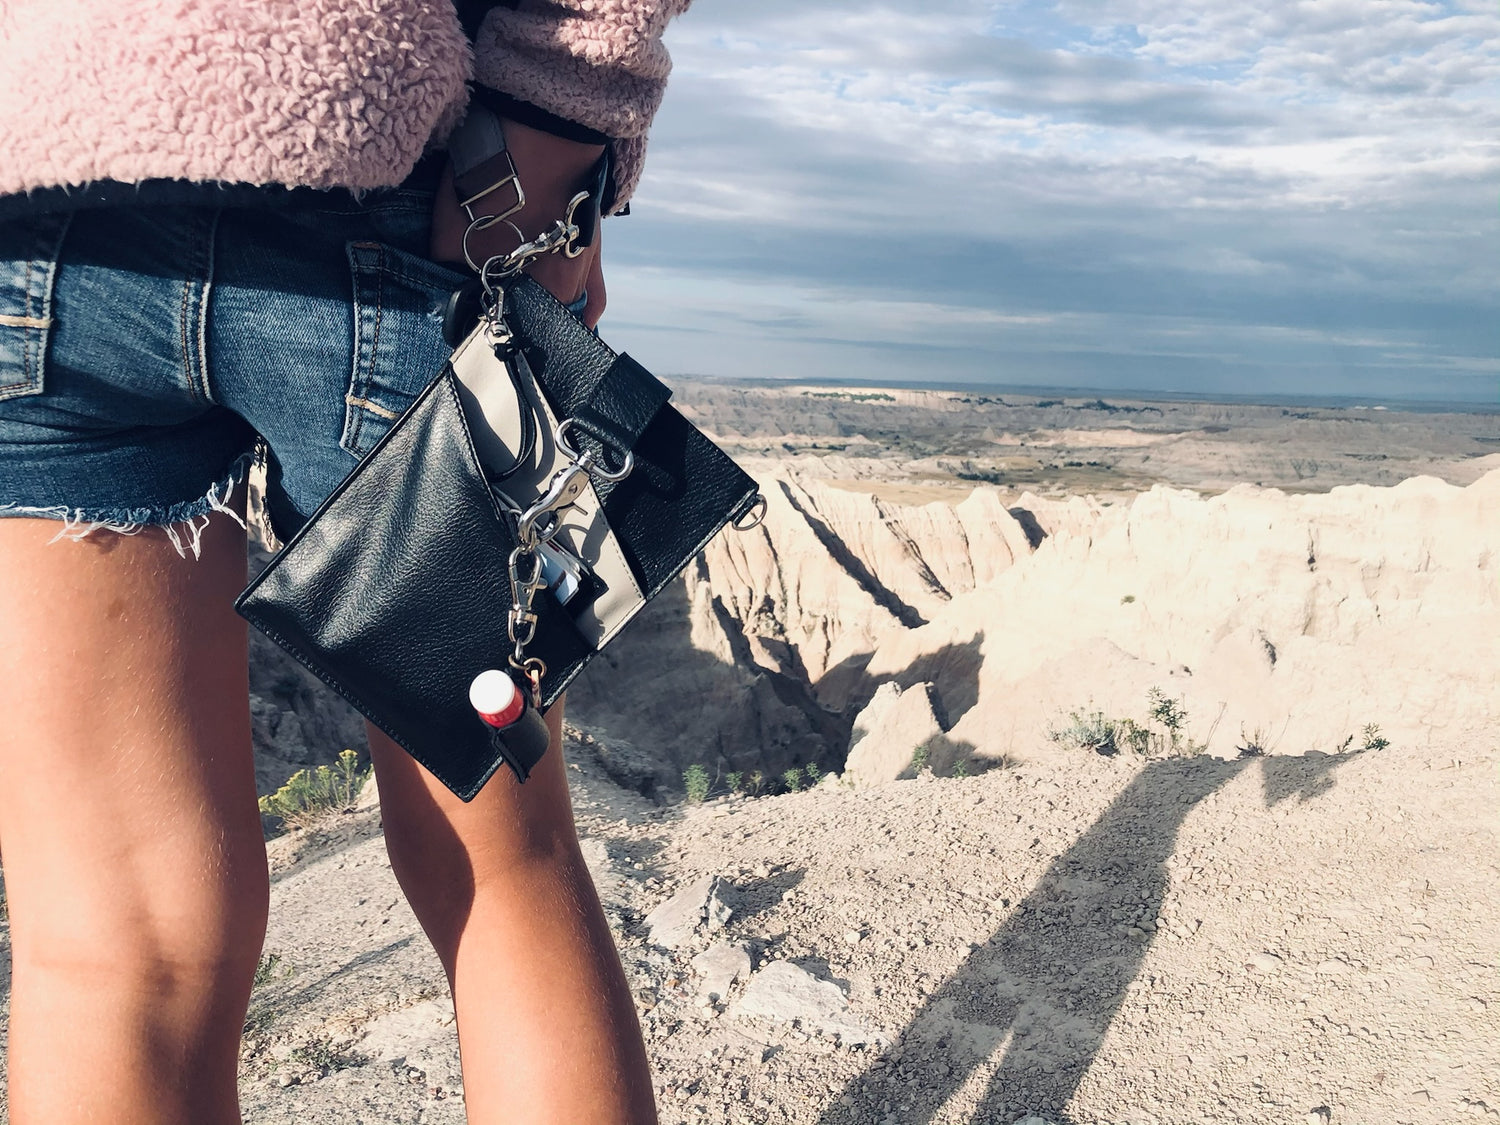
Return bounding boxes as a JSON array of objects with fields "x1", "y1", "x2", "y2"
[{"x1": 571, "y1": 470, "x2": 1500, "y2": 786}]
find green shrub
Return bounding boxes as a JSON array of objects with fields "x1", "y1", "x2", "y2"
[
  {"x1": 1236, "y1": 724, "x2": 1270, "y2": 757},
  {"x1": 258, "y1": 749, "x2": 371, "y2": 833},
  {"x1": 1145, "y1": 688, "x2": 1192, "y2": 753},
  {"x1": 746, "y1": 770, "x2": 764, "y2": 796},
  {"x1": 910, "y1": 744, "x2": 930, "y2": 773},
  {"x1": 1048, "y1": 710, "x2": 1120, "y2": 756},
  {"x1": 804, "y1": 762, "x2": 822, "y2": 786},
  {"x1": 725, "y1": 771, "x2": 744, "y2": 794},
  {"x1": 952, "y1": 757, "x2": 970, "y2": 778},
  {"x1": 1146, "y1": 687, "x2": 1187, "y2": 733},
  {"x1": 683, "y1": 763, "x2": 710, "y2": 804},
  {"x1": 253, "y1": 953, "x2": 282, "y2": 990},
  {"x1": 1360, "y1": 723, "x2": 1390, "y2": 751},
  {"x1": 1118, "y1": 718, "x2": 1151, "y2": 755},
  {"x1": 782, "y1": 767, "x2": 804, "y2": 793}
]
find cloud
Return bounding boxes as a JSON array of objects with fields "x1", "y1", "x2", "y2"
[{"x1": 602, "y1": 0, "x2": 1499, "y2": 401}]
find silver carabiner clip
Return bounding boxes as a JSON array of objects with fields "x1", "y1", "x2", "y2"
[
  {"x1": 554, "y1": 417, "x2": 634, "y2": 483},
  {"x1": 517, "y1": 461, "x2": 593, "y2": 545},
  {"x1": 561, "y1": 190, "x2": 590, "y2": 259}
]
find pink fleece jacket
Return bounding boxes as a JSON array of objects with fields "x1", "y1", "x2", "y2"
[{"x1": 0, "y1": 0, "x2": 691, "y2": 208}]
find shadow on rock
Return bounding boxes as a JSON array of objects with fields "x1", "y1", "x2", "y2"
[
  {"x1": 571, "y1": 573, "x2": 988, "y2": 790},
  {"x1": 719, "y1": 867, "x2": 807, "y2": 927}
]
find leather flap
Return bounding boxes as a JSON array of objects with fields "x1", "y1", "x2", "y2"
[
  {"x1": 236, "y1": 369, "x2": 575, "y2": 799},
  {"x1": 573, "y1": 352, "x2": 671, "y2": 456}
]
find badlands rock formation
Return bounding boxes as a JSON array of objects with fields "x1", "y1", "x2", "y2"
[
  {"x1": 572, "y1": 469, "x2": 1500, "y2": 788},
  {"x1": 3, "y1": 437, "x2": 1493, "y2": 1125}
]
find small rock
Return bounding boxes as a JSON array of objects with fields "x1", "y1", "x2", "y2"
[
  {"x1": 277, "y1": 1072, "x2": 299, "y2": 1088},
  {"x1": 844, "y1": 930, "x2": 864, "y2": 946},
  {"x1": 706, "y1": 880, "x2": 734, "y2": 931},
  {"x1": 1305, "y1": 1108, "x2": 1332, "y2": 1125},
  {"x1": 644, "y1": 875, "x2": 718, "y2": 950},
  {"x1": 1249, "y1": 952, "x2": 1284, "y2": 972},
  {"x1": 1315, "y1": 959, "x2": 1354, "y2": 975},
  {"x1": 691, "y1": 942, "x2": 752, "y2": 1003},
  {"x1": 732, "y1": 961, "x2": 875, "y2": 1043}
]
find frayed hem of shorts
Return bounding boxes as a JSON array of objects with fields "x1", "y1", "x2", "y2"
[{"x1": 0, "y1": 450, "x2": 254, "y2": 560}]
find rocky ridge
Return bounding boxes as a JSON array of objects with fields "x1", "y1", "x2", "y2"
[{"x1": 573, "y1": 469, "x2": 1500, "y2": 788}]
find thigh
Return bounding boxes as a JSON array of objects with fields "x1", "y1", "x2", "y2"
[
  {"x1": 0, "y1": 508, "x2": 266, "y2": 966},
  {"x1": 368, "y1": 699, "x2": 578, "y2": 906}
]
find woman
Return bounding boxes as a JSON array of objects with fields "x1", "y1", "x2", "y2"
[{"x1": 0, "y1": 2, "x2": 687, "y2": 1121}]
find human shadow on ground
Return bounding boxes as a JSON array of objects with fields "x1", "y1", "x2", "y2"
[{"x1": 816, "y1": 749, "x2": 1358, "y2": 1125}]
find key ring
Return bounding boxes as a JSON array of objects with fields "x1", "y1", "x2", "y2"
[{"x1": 463, "y1": 215, "x2": 526, "y2": 275}]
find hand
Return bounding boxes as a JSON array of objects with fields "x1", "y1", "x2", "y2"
[{"x1": 430, "y1": 117, "x2": 607, "y2": 329}]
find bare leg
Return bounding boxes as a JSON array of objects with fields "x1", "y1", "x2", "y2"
[
  {"x1": 0, "y1": 510, "x2": 268, "y2": 1125},
  {"x1": 369, "y1": 703, "x2": 656, "y2": 1125}
]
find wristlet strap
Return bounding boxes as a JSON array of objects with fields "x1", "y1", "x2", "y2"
[
  {"x1": 573, "y1": 355, "x2": 672, "y2": 456},
  {"x1": 504, "y1": 281, "x2": 672, "y2": 455},
  {"x1": 449, "y1": 101, "x2": 609, "y2": 252},
  {"x1": 449, "y1": 103, "x2": 524, "y2": 221}
]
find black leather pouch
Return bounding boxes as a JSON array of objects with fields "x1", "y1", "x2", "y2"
[{"x1": 236, "y1": 277, "x2": 760, "y2": 801}]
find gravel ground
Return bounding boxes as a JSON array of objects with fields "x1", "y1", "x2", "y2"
[{"x1": 8, "y1": 721, "x2": 1473, "y2": 1124}]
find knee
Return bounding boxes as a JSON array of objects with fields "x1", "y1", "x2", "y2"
[
  {"x1": 10, "y1": 857, "x2": 270, "y2": 991},
  {"x1": 383, "y1": 809, "x2": 592, "y2": 964}
]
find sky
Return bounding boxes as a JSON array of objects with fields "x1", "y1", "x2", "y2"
[{"x1": 601, "y1": 0, "x2": 1499, "y2": 403}]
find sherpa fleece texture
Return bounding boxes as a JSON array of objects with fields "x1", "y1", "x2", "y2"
[
  {"x1": 474, "y1": 0, "x2": 692, "y2": 206},
  {"x1": 0, "y1": 0, "x2": 687, "y2": 206}
]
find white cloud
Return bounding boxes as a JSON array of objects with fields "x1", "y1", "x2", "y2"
[{"x1": 604, "y1": 0, "x2": 1499, "y2": 400}]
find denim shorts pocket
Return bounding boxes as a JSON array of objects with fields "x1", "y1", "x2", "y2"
[
  {"x1": 341, "y1": 239, "x2": 471, "y2": 458},
  {"x1": 0, "y1": 213, "x2": 72, "y2": 403}
]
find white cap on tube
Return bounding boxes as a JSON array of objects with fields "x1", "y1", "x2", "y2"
[{"x1": 469, "y1": 669, "x2": 524, "y2": 728}]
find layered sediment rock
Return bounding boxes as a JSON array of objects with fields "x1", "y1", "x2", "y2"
[{"x1": 573, "y1": 469, "x2": 1500, "y2": 783}]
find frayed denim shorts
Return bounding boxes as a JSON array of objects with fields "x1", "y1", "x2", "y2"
[{"x1": 0, "y1": 188, "x2": 499, "y2": 554}]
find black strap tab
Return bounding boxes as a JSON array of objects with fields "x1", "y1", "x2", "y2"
[{"x1": 573, "y1": 354, "x2": 672, "y2": 455}]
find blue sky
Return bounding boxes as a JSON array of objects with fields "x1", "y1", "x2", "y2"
[{"x1": 602, "y1": 0, "x2": 1498, "y2": 403}]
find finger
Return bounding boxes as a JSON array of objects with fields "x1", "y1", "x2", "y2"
[
  {"x1": 429, "y1": 162, "x2": 467, "y2": 266},
  {"x1": 582, "y1": 243, "x2": 606, "y2": 329}
]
